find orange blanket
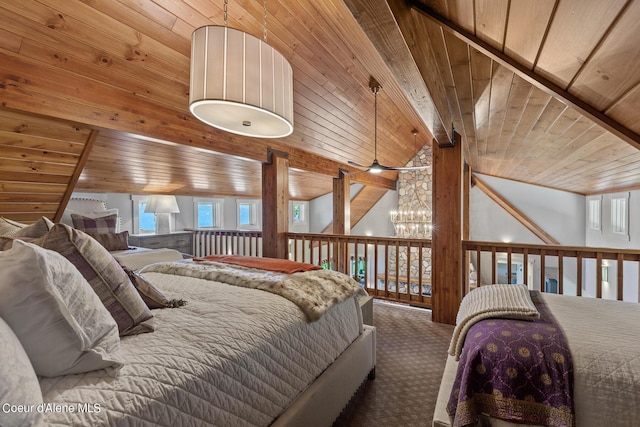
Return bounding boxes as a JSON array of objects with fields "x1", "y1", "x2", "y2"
[{"x1": 192, "y1": 255, "x2": 321, "y2": 274}]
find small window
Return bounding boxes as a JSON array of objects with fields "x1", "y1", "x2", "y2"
[
  {"x1": 194, "y1": 198, "x2": 223, "y2": 229},
  {"x1": 289, "y1": 201, "x2": 309, "y2": 232},
  {"x1": 588, "y1": 198, "x2": 601, "y2": 230},
  {"x1": 238, "y1": 203, "x2": 252, "y2": 226},
  {"x1": 293, "y1": 203, "x2": 304, "y2": 223},
  {"x1": 139, "y1": 201, "x2": 156, "y2": 234},
  {"x1": 132, "y1": 195, "x2": 155, "y2": 234},
  {"x1": 611, "y1": 197, "x2": 627, "y2": 235},
  {"x1": 236, "y1": 199, "x2": 260, "y2": 230}
]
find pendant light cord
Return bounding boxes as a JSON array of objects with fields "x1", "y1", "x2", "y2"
[
  {"x1": 373, "y1": 85, "x2": 379, "y2": 161},
  {"x1": 223, "y1": 0, "x2": 228, "y2": 26},
  {"x1": 263, "y1": 0, "x2": 268, "y2": 42}
]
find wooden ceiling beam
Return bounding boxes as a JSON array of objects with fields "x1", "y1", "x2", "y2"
[
  {"x1": 409, "y1": 0, "x2": 640, "y2": 152},
  {"x1": 343, "y1": 0, "x2": 450, "y2": 146},
  {"x1": 55, "y1": 129, "x2": 99, "y2": 222}
]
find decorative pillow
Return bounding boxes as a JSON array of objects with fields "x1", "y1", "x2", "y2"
[
  {"x1": 88, "y1": 230, "x2": 130, "y2": 251},
  {"x1": 0, "y1": 236, "x2": 38, "y2": 251},
  {"x1": 63, "y1": 207, "x2": 120, "y2": 232},
  {"x1": 35, "y1": 224, "x2": 154, "y2": 336},
  {"x1": 0, "y1": 236, "x2": 15, "y2": 250},
  {"x1": 122, "y1": 265, "x2": 187, "y2": 309},
  {"x1": 0, "y1": 217, "x2": 26, "y2": 237},
  {"x1": 0, "y1": 316, "x2": 44, "y2": 427},
  {"x1": 72, "y1": 213, "x2": 118, "y2": 234},
  {"x1": 14, "y1": 216, "x2": 54, "y2": 238},
  {"x1": 0, "y1": 240, "x2": 123, "y2": 377}
]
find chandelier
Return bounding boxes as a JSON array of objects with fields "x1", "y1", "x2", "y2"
[
  {"x1": 390, "y1": 205, "x2": 432, "y2": 237},
  {"x1": 390, "y1": 130, "x2": 432, "y2": 237}
]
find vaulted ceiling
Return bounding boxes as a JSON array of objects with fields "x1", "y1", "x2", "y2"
[{"x1": 1, "y1": 0, "x2": 640, "y2": 223}]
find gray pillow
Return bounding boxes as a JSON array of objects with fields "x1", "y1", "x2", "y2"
[{"x1": 35, "y1": 224, "x2": 154, "y2": 336}]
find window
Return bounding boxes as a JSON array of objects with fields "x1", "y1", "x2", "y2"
[
  {"x1": 238, "y1": 203, "x2": 252, "y2": 226},
  {"x1": 139, "y1": 201, "x2": 156, "y2": 234},
  {"x1": 194, "y1": 198, "x2": 223, "y2": 229},
  {"x1": 588, "y1": 198, "x2": 601, "y2": 230},
  {"x1": 611, "y1": 196, "x2": 627, "y2": 235},
  {"x1": 236, "y1": 199, "x2": 260, "y2": 230},
  {"x1": 289, "y1": 201, "x2": 309, "y2": 232},
  {"x1": 292, "y1": 202, "x2": 305, "y2": 223},
  {"x1": 132, "y1": 195, "x2": 155, "y2": 234}
]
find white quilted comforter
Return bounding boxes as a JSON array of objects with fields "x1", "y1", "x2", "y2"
[
  {"x1": 39, "y1": 270, "x2": 363, "y2": 426},
  {"x1": 544, "y1": 294, "x2": 640, "y2": 427}
]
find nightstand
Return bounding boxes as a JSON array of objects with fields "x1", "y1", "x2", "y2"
[
  {"x1": 359, "y1": 295, "x2": 373, "y2": 326},
  {"x1": 128, "y1": 231, "x2": 193, "y2": 255}
]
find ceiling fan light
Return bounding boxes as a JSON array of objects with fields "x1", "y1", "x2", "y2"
[
  {"x1": 369, "y1": 166, "x2": 382, "y2": 174},
  {"x1": 189, "y1": 26, "x2": 294, "y2": 138}
]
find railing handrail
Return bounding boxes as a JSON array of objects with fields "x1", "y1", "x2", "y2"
[
  {"x1": 287, "y1": 232, "x2": 432, "y2": 246},
  {"x1": 186, "y1": 228, "x2": 262, "y2": 234},
  {"x1": 463, "y1": 240, "x2": 640, "y2": 259}
]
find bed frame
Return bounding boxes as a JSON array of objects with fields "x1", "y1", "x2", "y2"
[{"x1": 273, "y1": 324, "x2": 376, "y2": 427}]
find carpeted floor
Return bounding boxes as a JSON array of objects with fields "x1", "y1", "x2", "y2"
[{"x1": 334, "y1": 300, "x2": 454, "y2": 427}]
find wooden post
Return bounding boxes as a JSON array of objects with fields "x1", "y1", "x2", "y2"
[
  {"x1": 333, "y1": 169, "x2": 351, "y2": 272},
  {"x1": 262, "y1": 149, "x2": 289, "y2": 259},
  {"x1": 463, "y1": 162, "x2": 471, "y2": 294},
  {"x1": 432, "y1": 131, "x2": 463, "y2": 325}
]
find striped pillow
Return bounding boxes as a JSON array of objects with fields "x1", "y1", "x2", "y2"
[
  {"x1": 71, "y1": 213, "x2": 118, "y2": 234},
  {"x1": 35, "y1": 224, "x2": 153, "y2": 336},
  {"x1": 88, "y1": 231, "x2": 129, "y2": 251}
]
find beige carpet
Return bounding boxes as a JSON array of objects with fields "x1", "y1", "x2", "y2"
[{"x1": 334, "y1": 301, "x2": 454, "y2": 427}]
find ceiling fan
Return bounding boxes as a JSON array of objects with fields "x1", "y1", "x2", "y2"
[{"x1": 348, "y1": 78, "x2": 430, "y2": 174}]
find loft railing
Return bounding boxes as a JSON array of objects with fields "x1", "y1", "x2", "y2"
[
  {"x1": 187, "y1": 230, "x2": 640, "y2": 306},
  {"x1": 286, "y1": 233, "x2": 433, "y2": 308},
  {"x1": 463, "y1": 241, "x2": 640, "y2": 302},
  {"x1": 189, "y1": 229, "x2": 262, "y2": 257},
  {"x1": 189, "y1": 229, "x2": 433, "y2": 308}
]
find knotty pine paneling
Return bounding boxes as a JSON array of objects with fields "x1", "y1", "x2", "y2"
[
  {"x1": 534, "y1": 0, "x2": 627, "y2": 88},
  {"x1": 0, "y1": 109, "x2": 92, "y2": 223}
]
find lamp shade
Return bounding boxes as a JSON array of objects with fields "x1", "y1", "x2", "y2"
[
  {"x1": 144, "y1": 195, "x2": 180, "y2": 214},
  {"x1": 189, "y1": 26, "x2": 294, "y2": 138}
]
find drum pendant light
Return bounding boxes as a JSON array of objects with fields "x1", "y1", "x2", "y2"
[{"x1": 189, "y1": 1, "x2": 294, "y2": 138}]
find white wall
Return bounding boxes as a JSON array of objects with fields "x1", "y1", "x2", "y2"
[
  {"x1": 470, "y1": 174, "x2": 585, "y2": 246},
  {"x1": 586, "y1": 191, "x2": 639, "y2": 249},
  {"x1": 308, "y1": 184, "x2": 396, "y2": 237},
  {"x1": 467, "y1": 175, "x2": 585, "y2": 292},
  {"x1": 72, "y1": 192, "x2": 308, "y2": 234},
  {"x1": 352, "y1": 189, "x2": 397, "y2": 237}
]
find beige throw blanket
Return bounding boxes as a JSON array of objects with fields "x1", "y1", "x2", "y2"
[
  {"x1": 448, "y1": 284, "x2": 539, "y2": 359},
  {"x1": 141, "y1": 261, "x2": 367, "y2": 322}
]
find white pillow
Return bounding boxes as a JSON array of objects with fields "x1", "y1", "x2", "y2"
[
  {"x1": 0, "y1": 240, "x2": 123, "y2": 377},
  {"x1": 0, "y1": 316, "x2": 44, "y2": 427}
]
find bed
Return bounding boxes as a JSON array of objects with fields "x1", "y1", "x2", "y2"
[
  {"x1": 433, "y1": 285, "x2": 640, "y2": 427},
  {"x1": 0, "y1": 227, "x2": 375, "y2": 427}
]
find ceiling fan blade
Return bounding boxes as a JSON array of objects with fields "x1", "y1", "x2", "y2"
[
  {"x1": 390, "y1": 165, "x2": 431, "y2": 171},
  {"x1": 344, "y1": 168, "x2": 371, "y2": 176},
  {"x1": 348, "y1": 160, "x2": 368, "y2": 169}
]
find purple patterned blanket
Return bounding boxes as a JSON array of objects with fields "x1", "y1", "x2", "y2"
[{"x1": 447, "y1": 291, "x2": 574, "y2": 427}]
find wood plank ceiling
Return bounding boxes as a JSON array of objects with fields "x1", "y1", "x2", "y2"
[
  {"x1": 2, "y1": 0, "x2": 640, "y2": 222},
  {"x1": 0, "y1": 0, "x2": 430, "y2": 221},
  {"x1": 347, "y1": 0, "x2": 640, "y2": 195}
]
